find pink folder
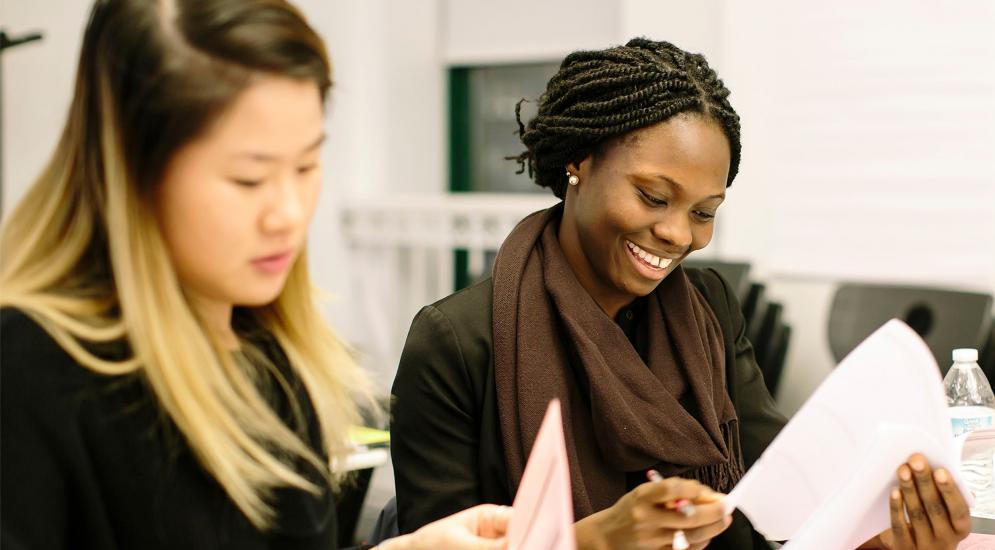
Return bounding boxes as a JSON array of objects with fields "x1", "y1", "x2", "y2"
[
  {"x1": 507, "y1": 399, "x2": 577, "y2": 550},
  {"x1": 958, "y1": 533, "x2": 995, "y2": 549}
]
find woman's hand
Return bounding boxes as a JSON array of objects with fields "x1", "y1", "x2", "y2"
[
  {"x1": 380, "y1": 504, "x2": 512, "y2": 550},
  {"x1": 863, "y1": 453, "x2": 972, "y2": 549},
  {"x1": 574, "y1": 477, "x2": 731, "y2": 550}
]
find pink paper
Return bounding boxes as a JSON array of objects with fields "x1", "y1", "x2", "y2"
[
  {"x1": 507, "y1": 399, "x2": 577, "y2": 550},
  {"x1": 957, "y1": 533, "x2": 995, "y2": 549}
]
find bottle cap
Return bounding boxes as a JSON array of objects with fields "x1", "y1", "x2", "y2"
[{"x1": 953, "y1": 348, "x2": 979, "y2": 363}]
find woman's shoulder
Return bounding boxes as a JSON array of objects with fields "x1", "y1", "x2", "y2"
[
  {"x1": 1, "y1": 307, "x2": 101, "y2": 398},
  {"x1": 2, "y1": 307, "x2": 75, "y2": 364},
  {"x1": 430, "y1": 277, "x2": 494, "y2": 315},
  {"x1": 420, "y1": 277, "x2": 494, "y2": 340},
  {"x1": 683, "y1": 267, "x2": 737, "y2": 314},
  {"x1": 399, "y1": 278, "x2": 495, "y2": 383}
]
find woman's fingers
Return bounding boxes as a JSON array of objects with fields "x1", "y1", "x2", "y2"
[
  {"x1": 897, "y1": 462, "x2": 931, "y2": 545},
  {"x1": 633, "y1": 478, "x2": 726, "y2": 527},
  {"x1": 636, "y1": 515, "x2": 730, "y2": 550},
  {"x1": 884, "y1": 487, "x2": 914, "y2": 549},
  {"x1": 635, "y1": 477, "x2": 704, "y2": 506},
  {"x1": 881, "y1": 455, "x2": 973, "y2": 550},
  {"x1": 682, "y1": 514, "x2": 733, "y2": 544},
  {"x1": 470, "y1": 504, "x2": 512, "y2": 538},
  {"x1": 629, "y1": 500, "x2": 726, "y2": 532},
  {"x1": 907, "y1": 454, "x2": 953, "y2": 540},
  {"x1": 932, "y1": 467, "x2": 973, "y2": 537}
]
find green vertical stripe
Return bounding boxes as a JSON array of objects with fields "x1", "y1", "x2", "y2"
[
  {"x1": 449, "y1": 67, "x2": 473, "y2": 289},
  {"x1": 448, "y1": 67, "x2": 471, "y2": 193}
]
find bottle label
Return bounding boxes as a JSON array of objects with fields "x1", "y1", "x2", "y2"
[{"x1": 950, "y1": 407, "x2": 995, "y2": 438}]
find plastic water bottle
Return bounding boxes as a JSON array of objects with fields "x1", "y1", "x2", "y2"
[
  {"x1": 944, "y1": 348, "x2": 995, "y2": 436},
  {"x1": 943, "y1": 348, "x2": 995, "y2": 518}
]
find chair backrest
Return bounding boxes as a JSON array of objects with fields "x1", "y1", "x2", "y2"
[
  {"x1": 981, "y1": 320, "x2": 995, "y2": 383},
  {"x1": 368, "y1": 496, "x2": 399, "y2": 545},
  {"x1": 767, "y1": 325, "x2": 791, "y2": 396},
  {"x1": 684, "y1": 259, "x2": 752, "y2": 303},
  {"x1": 754, "y1": 303, "x2": 786, "y2": 395},
  {"x1": 744, "y1": 283, "x2": 767, "y2": 347},
  {"x1": 828, "y1": 283, "x2": 994, "y2": 373}
]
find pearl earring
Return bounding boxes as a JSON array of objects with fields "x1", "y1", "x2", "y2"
[{"x1": 566, "y1": 171, "x2": 579, "y2": 186}]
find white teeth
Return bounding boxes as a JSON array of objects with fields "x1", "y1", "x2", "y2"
[{"x1": 626, "y1": 240, "x2": 672, "y2": 270}]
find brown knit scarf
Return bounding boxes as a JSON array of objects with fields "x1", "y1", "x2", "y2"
[{"x1": 492, "y1": 204, "x2": 743, "y2": 519}]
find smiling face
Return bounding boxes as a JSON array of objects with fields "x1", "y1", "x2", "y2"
[
  {"x1": 558, "y1": 114, "x2": 731, "y2": 318},
  {"x1": 155, "y1": 76, "x2": 325, "y2": 319}
]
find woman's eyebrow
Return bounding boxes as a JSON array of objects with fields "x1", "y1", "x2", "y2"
[{"x1": 229, "y1": 133, "x2": 327, "y2": 162}]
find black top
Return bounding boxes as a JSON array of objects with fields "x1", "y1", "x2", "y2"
[
  {"x1": 391, "y1": 268, "x2": 787, "y2": 549},
  {"x1": 0, "y1": 308, "x2": 357, "y2": 550}
]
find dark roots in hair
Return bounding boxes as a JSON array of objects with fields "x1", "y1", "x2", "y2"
[{"x1": 510, "y1": 37, "x2": 741, "y2": 199}]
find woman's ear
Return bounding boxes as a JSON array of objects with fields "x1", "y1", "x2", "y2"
[{"x1": 567, "y1": 156, "x2": 592, "y2": 180}]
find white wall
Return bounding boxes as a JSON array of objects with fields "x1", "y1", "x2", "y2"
[
  {"x1": 444, "y1": 0, "x2": 620, "y2": 65},
  {"x1": 0, "y1": 0, "x2": 90, "y2": 217},
  {"x1": 295, "y1": 0, "x2": 448, "y2": 368}
]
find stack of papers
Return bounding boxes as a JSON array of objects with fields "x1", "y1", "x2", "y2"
[{"x1": 725, "y1": 319, "x2": 974, "y2": 549}]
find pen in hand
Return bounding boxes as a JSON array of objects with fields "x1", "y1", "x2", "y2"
[
  {"x1": 646, "y1": 469, "x2": 696, "y2": 516},
  {"x1": 646, "y1": 469, "x2": 692, "y2": 550}
]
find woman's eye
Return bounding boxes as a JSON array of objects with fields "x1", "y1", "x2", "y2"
[
  {"x1": 297, "y1": 164, "x2": 318, "y2": 175},
  {"x1": 694, "y1": 210, "x2": 716, "y2": 222},
  {"x1": 640, "y1": 190, "x2": 667, "y2": 206},
  {"x1": 231, "y1": 178, "x2": 263, "y2": 187}
]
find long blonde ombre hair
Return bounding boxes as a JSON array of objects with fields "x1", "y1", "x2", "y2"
[{"x1": 0, "y1": 0, "x2": 373, "y2": 529}]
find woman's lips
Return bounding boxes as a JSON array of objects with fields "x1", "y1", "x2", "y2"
[
  {"x1": 626, "y1": 240, "x2": 673, "y2": 268},
  {"x1": 251, "y1": 251, "x2": 294, "y2": 275}
]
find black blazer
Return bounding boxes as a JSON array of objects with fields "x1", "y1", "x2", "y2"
[
  {"x1": 391, "y1": 268, "x2": 787, "y2": 549},
  {"x1": 0, "y1": 308, "x2": 356, "y2": 550}
]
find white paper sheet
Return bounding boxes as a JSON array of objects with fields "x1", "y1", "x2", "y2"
[{"x1": 724, "y1": 319, "x2": 974, "y2": 549}]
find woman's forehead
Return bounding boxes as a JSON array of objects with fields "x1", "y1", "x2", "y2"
[{"x1": 600, "y1": 116, "x2": 731, "y2": 188}]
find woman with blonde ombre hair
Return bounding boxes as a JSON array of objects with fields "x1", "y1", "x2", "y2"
[{"x1": 0, "y1": 1, "x2": 510, "y2": 549}]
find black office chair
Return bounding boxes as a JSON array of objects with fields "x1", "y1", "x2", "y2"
[
  {"x1": 745, "y1": 283, "x2": 769, "y2": 349},
  {"x1": 335, "y1": 469, "x2": 377, "y2": 547},
  {"x1": 684, "y1": 259, "x2": 752, "y2": 303},
  {"x1": 767, "y1": 324, "x2": 791, "y2": 396},
  {"x1": 828, "y1": 283, "x2": 994, "y2": 374},
  {"x1": 754, "y1": 303, "x2": 790, "y2": 396},
  {"x1": 368, "y1": 496, "x2": 399, "y2": 545},
  {"x1": 981, "y1": 320, "x2": 995, "y2": 384}
]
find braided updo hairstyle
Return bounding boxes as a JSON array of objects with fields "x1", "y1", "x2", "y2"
[{"x1": 511, "y1": 37, "x2": 741, "y2": 199}]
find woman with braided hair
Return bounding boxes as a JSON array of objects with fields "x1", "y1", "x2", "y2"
[{"x1": 391, "y1": 38, "x2": 970, "y2": 549}]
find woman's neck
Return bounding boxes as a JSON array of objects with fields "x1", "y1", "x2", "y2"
[
  {"x1": 557, "y1": 209, "x2": 634, "y2": 319},
  {"x1": 185, "y1": 293, "x2": 239, "y2": 350}
]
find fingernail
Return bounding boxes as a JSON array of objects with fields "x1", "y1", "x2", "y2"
[
  {"x1": 910, "y1": 457, "x2": 925, "y2": 472},
  {"x1": 898, "y1": 466, "x2": 912, "y2": 481},
  {"x1": 934, "y1": 469, "x2": 949, "y2": 483}
]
